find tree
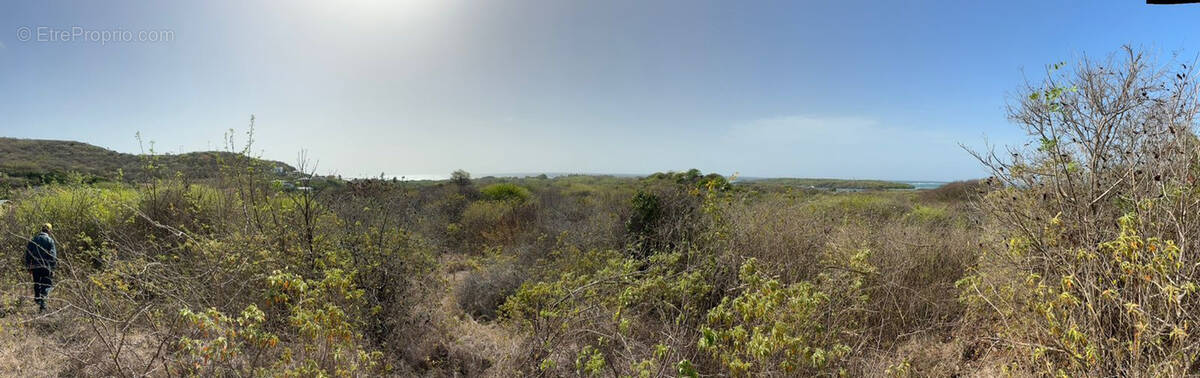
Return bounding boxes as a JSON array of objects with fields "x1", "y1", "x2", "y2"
[{"x1": 450, "y1": 169, "x2": 472, "y2": 187}]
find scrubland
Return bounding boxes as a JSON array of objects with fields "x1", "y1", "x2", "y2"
[
  {"x1": 0, "y1": 164, "x2": 984, "y2": 377},
  {"x1": 1, "y1": 46, "x2": 1198, "y2": 377}
]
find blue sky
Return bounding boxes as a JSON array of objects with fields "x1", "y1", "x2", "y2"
[{"x1": 2, "y1": 1, "x2": 1199, "y2": 181}]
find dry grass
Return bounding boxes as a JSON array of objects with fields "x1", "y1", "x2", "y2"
[
  {"x1": 727, "y1": 192, "x2": 978, "y2": 342},
  {"x1": 0, "y1": 309, "x2": 163, "y2": 377},
  {"x1": 440, "y1": 254, "x2": 525, "y2": 376},
  {"x1": 0, "y1": 319, "x2": 69, "y2": 376}
]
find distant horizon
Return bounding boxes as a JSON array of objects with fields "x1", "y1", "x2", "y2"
[
  {"x1": 374, "y1": 172, "x2": 956, "y2": 183},
  {"x1": 4, "y1": 135, "x2": 965, "y2": 183},
  {"x1": 7, "y1": 1, "x2": 1193, "y2": 182}
]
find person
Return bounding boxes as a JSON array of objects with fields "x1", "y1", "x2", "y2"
[{"x1": 25, "y1": 223, "x2": 57, "y2": 313}]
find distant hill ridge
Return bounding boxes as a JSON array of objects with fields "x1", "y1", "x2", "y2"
[{"x1": 0, "y1": 137, "x2": 294, "y2": 186}]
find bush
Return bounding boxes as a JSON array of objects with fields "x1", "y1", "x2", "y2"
[
  {"x1": 625, "y1": 190, "x2": 660, "y2": 252},
  {"x1": 624, "y1": 180, "x2": 709, "y2": 259},
  {"x1": 959, "y1": 214, "x2": 1199, "y2": 375},
  {"x1": 918, "y1": 179, "x2": 984, "y2": 202},
  {"x1": 500, "y1": 248, "x2": 723, "y2": 377},
  {"x1": 902, "y1": 204, "x2": 950, "y2": 225},
  {"x1": 450, "y1": 169, "x2": 472, "y2": 187},
  {"x1": 480, "y1": 183, "x2": 531, "y2": 203},
  {"x1": 11, "y1": 185, "x2": 137, "y2": 254},
  {"x1": 461, "y1": 200, "x2": 519, "y2": 246},
  {"x1": 699, "y1": 256, "x2": 867, "y2": 376},
  {"x1": 175, "y1": 269, "x2": 386, "y2": 376},
  {"x1": 961, "y1": 47, "x2": 1200, "y2": 375},
  {"x1": 457, "y1": 260, "x2": 524, "y2": 321}
]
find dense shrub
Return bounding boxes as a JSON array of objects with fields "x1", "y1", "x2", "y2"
[
  {"x1": 0, "y1": 146, "x2": 445, "y2": 376},
  {"x1": 625, "y1": 190, "x2": 661, "y2": 257},
  {"x1": 461, "y1": 200, "x2": 521, "y2": 247},
  {"x1": 699, "y1": 252, "x2": 873, "y2": 377},
  {"x1": 480, "y1": 183, "x2": 531, "y2": 203},
  {"x1": 501, "y1": 247, "x2": 727, "y2": 377},
  {"x1": 457, "y1": 259, "x2": 524, "y2": 321}
]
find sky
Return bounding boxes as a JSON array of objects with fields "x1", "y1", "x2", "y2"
[{"x1": 2, "y1": 1, "x2": 1200, "y2": 181}]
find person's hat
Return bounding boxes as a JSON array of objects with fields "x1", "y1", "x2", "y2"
[{"x1": 42, "y1": 223, "x2": 52, "y2": 232}]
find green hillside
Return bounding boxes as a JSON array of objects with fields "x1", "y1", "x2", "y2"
[{"x1": 0, "y1": 137, "x2": 294, "y2": 187}]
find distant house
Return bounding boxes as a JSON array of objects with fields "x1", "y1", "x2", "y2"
[{"x1": 272, "y1": 166, "x2": 286, "y2": 175}]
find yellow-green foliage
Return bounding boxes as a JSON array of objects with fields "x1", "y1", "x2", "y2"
[
  {"x1": 176, "y1": 305, "x2": 279, "y2": 375},
  {"x1": 481, "y1": 183, "x2": 532, "y2": 203},
  {"x1": 563, "y1": 182, "x2": 598, "y2": 197},
  {"x1": 902, "y1": 204, "x2": 949, "y2": 225},
  {"x1": 699, "y1": 251, "x2": 873, "y2": 377},
  {"x1": 461, "y1": 200, "x2": 520, "y2": 245},
  {"x1": 501, "y1": 248, "x2": 716, "y2": 377},
  {"x1": 12, "y1": 185, "x2": 138, "y2": 249},
  {"x1": 959, "y1": 213, "x2": 1199, "y2": 375},
  {"x1": 806, "y1": 192, "x2": 909, "y2": 219},
  {"x1": 700, "y1": 258, "x2": 842, "y2": 376},
  {"x1": 176, "y1": 269, "x2": 383, "y2": 376},
  {"x1": 182, "y1": 183, "x2": 229, "y2": 232},
  {"x1": 462, "y1": 200, "x2": 514, "y2": 227},
  {"x1": 0, "y1": 177, "x2": 442, "y2": 376}
]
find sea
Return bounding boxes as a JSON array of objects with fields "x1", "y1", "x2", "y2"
[{"x1": 897, "y1": 181, "x2": 948, "y2": 190}]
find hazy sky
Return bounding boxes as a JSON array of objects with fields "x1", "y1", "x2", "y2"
[{"x1": 3, "y1": 1, "x2": 1200, "y2": 181}]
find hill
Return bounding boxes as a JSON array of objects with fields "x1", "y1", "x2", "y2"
[{"x1": 0, "y1": 137, "x2": 294, "y2": 187}]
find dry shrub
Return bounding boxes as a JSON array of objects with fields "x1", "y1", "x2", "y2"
[
  {"x1": 501, "y1": 247, "x2": 727, "y2": 377},
  {"x1": 625, "y1": 179, "x2": 710, "y2": 258},
  {"x1": 0, "y1": 171, "x2": 447, "y2": 376},
  {"x1": 461, "y1": 200, "x2": 521, "y2": 247},
  {"x1": 457, "y1": 260, "x2": 524, "y2": 321},
  {"x1": 918, "y1": 180, "x2": 985, "y2": 203},
  {"x1": 960, "y1": 46, "x2": 1200, "y2": 375},
  {"x1": 724, "y1": 194, "x2": 832, "y2": 282},
  {"x1": 727, "y1": 192, "x2": 977, "y2": 342}
]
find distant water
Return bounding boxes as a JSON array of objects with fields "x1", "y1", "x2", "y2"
[{"x1": 898, "y1": 181, "x2": 948, "y2": 190}]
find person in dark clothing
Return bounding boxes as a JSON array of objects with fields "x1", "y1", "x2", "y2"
[{"x1": 25, "y1": 223, "x2": 57, "y2": 313}]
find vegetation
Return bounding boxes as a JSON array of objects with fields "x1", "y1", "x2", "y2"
[
  {"x1": 958, "y1": 46, "x2": 1200, "y2": 376},
  {"x1": 740, "y1": 177, "x2": 915, "y2": 190},
  {"x1": 0, "y1": 136, "x2": 294, "y2": 188},
  {"x1": 2, "y1": 46, "x2": 1199, "y2": 377}
]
